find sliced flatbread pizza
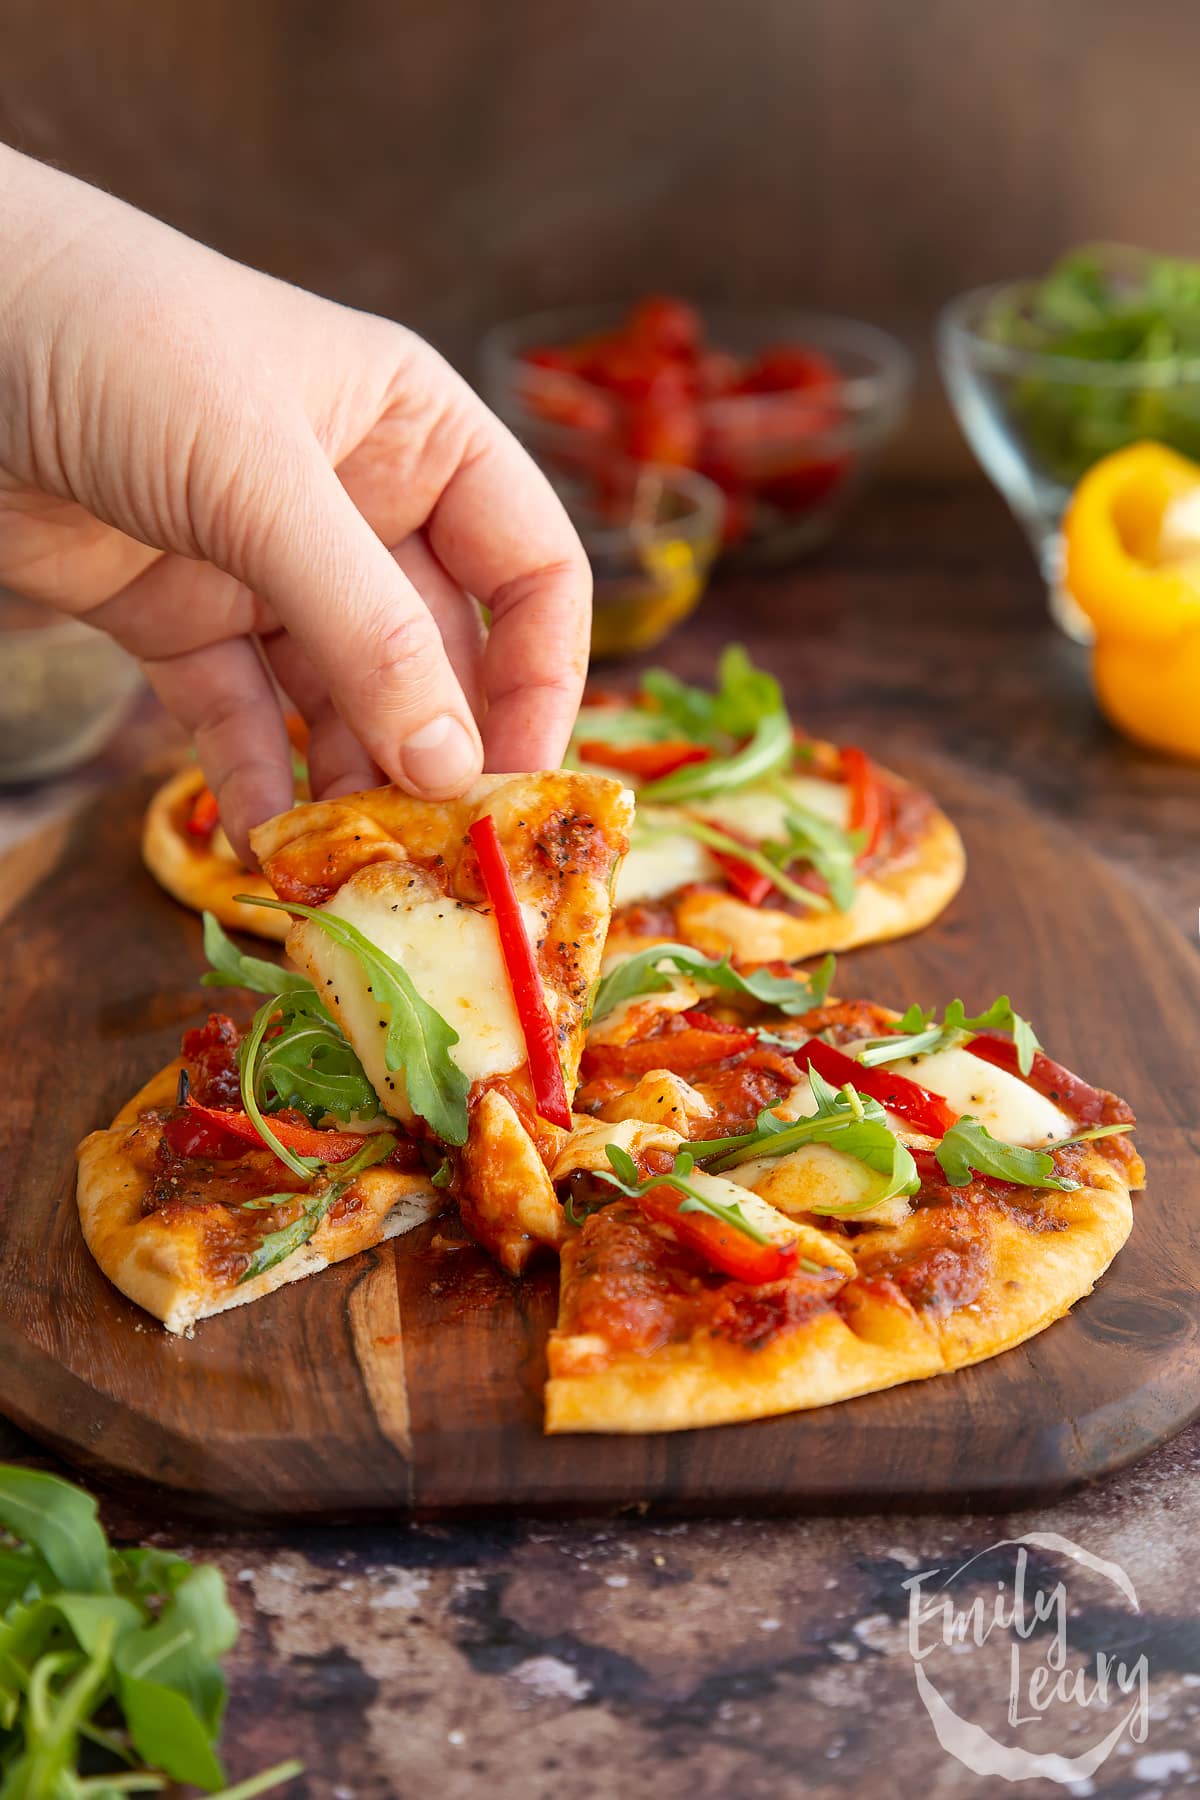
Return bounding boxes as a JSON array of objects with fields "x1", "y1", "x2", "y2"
[
  {"x1": 571, "y1": 647, "x2": 965, "y2": 963},
  {"x1": 80, "y1": 771, "x2": 634, "y2": 1328},
  {"x1": 544, "y1": 950, "x2": 1143, "y2": 1432}
]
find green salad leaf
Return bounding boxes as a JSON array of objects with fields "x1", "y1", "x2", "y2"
[
  {"x1": 640, "y1": 645, "x2": 785, "y2": 746},
  {"x1": 200, "y1": 912, "x2": 312, "y2": 998},
  {"x1": 236, "y1": 897, "x2": 470, "y2": 1147},
  {"x1": 0, "y1": 1464, "x2": 301, "y2": 1795},
  {"x1": 591, "y1": 943, "x2": 835, "y2": 1021},
  {"x1": 856, "y1": 994, "x2": 1041, "y2": 1074},
  {"x1": 638, "y1": 710, "x2": 794, "y2": 803},
  {"x1": 596, "y1": 1145, "x2": 770, "y2": 1244},
  {"x1": 763, "y1": 787, "x2": 862, "y2": 913},
  {"x1": 635, "y1": 813, "x2": 832, "y2": 911},
  {"x1": 934, "y1": 1116, "x2": 1133, "y2": 1192},
  {"x1": 690, "y1": 1068, "x2": 920, "y2": 1214}
]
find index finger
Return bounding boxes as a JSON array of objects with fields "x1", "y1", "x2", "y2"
[{"x1": 424, "y1": 404, "x2": 591, "y2": 773}]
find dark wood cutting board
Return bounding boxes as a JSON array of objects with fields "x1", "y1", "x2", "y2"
[{"x1": 1, "y1": 762, "x2": 1198, "y2": 1521}]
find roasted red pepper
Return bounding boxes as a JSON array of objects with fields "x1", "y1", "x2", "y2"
[
  {"x1": 634, "y1": 1182, "x2": 799, "y2": 1285},
  {"x1": 185, "y1": 786, "x2": 220, "y2": 838},
  {"x1": 167, "y1": 1098, "x2": 376, "y2": 1164},
  {"x1": 840, "y1": 746, "x2": 884, "y2": 861},
  {"x1": 469, "y1": 813, "x2": 572, "y2": 1130},
  {"x1": 583, "y1": 1015, "x2": 758, "y2": 1079},
  {"x1": 790, "y1": 1038, "x2": 960, "y2": 1138},
  {"x1": 576, "y1": 739, "x2": 711, "y2": 782}
]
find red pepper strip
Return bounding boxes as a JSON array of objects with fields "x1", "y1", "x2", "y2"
[
  {"x1": 634, "y1": 1182, "x2": 799, "y2": 1285},
  {"x1": 185, "y1": 786, "x2": 220, "y2": 838},
  {"x1": 583, "y1": 1020, "x2": 759, "y2": 1078},
  {"x1": 576, "y1": 739, "x2": 711, "y2": 781},
  {"x1": 791, "y1": 1038, "x2": 960, "y2": 1138},
  {"x1": 172, "y1": 1098, "x2": 373, "y2": 1163},
  {"x1": 681, "y1": 1009, "x2": 754, "y2": 1035},
  {"x1": 840, "y1": 746, "x2": 884, "y2": 862},
  {"x1": 710, "y1": 846, "x2": 774, "y2": 907},
  {"x1": 468, "y1": 813, "x2": 572, "y2": 1130},
  {"x1": 965, "y1": 1034, "x2": 1120, "y2": 1127}
]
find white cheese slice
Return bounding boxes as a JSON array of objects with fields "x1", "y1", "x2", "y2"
[
  {"x1": 691, "y1": 775, "x2": 850, "y2": 842},
  {"x1": 679, "y1": 1169, "x2": 797, "y2": 1243},
  {"x1": 870, "y1": 1044, "x2": 1073, "y2": 1146},
  {"x1": 725, "y1": 1142, "x2": 895, "y2": 1217},
  {"x1": 295, "y1": 881, "x2": 545, "y2": 1121},
  {"x1": 615, "y1": 828, "x2": 718, "y2": 906}
]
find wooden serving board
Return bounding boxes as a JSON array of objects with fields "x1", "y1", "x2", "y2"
[{"x1": 1, "y1": 765, "x2": 1199, "y2": 1521}]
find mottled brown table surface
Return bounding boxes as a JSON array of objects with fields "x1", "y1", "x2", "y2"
[{"x1": 3, "y1": 481, "x2": 1198, "y2": 1799}]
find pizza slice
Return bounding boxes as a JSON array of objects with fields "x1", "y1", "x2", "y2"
[
  {"x1": 78, "y1": 771, "x2": 633, "y2": 1329},
  {"x1": 142, "y1": 717, "x2": 310, "y2": 942},
  {"x1": 571, "y1": 646, "x2": 965, "y2": 963},
  {"x1": 544, "y1": 947, "x2": 1143, "y2": 1432}
]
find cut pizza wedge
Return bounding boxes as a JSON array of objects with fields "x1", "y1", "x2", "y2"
[
  {"x1": 544, "y1": 948, "x2": 1144, "y2": 1432},
  {"x1": 571, "y1": 645, "x2": 966, "y2": 963},
  {"x1": 78, "y1": 771, "x2": 633, "y2": 1329}
]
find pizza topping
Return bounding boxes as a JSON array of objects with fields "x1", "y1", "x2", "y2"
[
  {"x1": 708, "y1": 841, "x2": 774, "y2": 907},
  {"x1": 840, "y1": 746, "x2": 884, "y2": 861},
  {"x1": 185, "y1": 785, "x2": 220, "y2": 837},
  {"x1": 174, "y1": 1099, "x2": 383, "y2": 1166},
  {"x1": 591, "y1": 942, "x2": 835, "y2": 1021},
  {"x1": 790, "y1": 1037, "x2": 961, "y2": 1139},
  {"x1": 596, "y1": 1145, "x2": 804, "y2": 1285},
  {"x1": 468, "y1": 813, "x2": 572, "y2": 1130},
  {"x1": 856, "y1": 996, "x2": 1041, "y2": 1074},
  {"x1": 180, "y1": 1011, "x2": 243, "y2": 1109},
  {"x1": 244, "y1": 894, "x2": 472, "y2": 1145},
  {"x1": 575, "y1": 738, "x2": 712, "y2": 782}
]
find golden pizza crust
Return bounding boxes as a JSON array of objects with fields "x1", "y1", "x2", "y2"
[
  {"x1": 142, "y1": 765, "x2": 288, "y2": 941},
  {"x1": 604, "y1": 786, "x2": 966, "y2": 965},
  {"x1": 76, "y1": 1063, "x2": 442, "y2": 1335},
  {"x1": 545, "y1": 1150, "x2": 1135, "y2": 1434}
]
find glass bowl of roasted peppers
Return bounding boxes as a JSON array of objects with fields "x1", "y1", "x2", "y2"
[{"x1": 481, "y1": 298, "x2": 912, "y2": 569}]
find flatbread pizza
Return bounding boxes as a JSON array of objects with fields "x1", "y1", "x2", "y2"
[
  {"x1": 571, "y1": 647, "x2": 965, "y2": 963},
  {"x1": 544, "y1": 948, "x2": 1142, "y2": 1431},
  {"x1": 79, "y1": 770, "x2": 634, "y2": 1329}
]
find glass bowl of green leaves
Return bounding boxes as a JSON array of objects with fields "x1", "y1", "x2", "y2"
[{"x1": 938, "y1": 244, "x2": 1200, "y2": 639}]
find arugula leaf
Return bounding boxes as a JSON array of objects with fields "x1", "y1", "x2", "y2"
[
  {"x1": 636, "y1": 814, "x2": 831, "y2": 911},
  {"x1": 591, "y1": 943, "x2": 835, "y2": 1021},
  {"x1": 639, "y1": 711, "x2": 794, "y2": 803},
  {"x1": 934, "y1": 1117, "x2": 1076, "y2": 1191},
  {"x1": 641, "y1": 646, "x2": 784, "y2": 744},
  {"x1": 235, "y1": 1133, "x2": 396, "y2": 1281},
  {"x1": 200, "y1": 912, "x2": 312, "y2": 998},
  {"x1": 856, "y1": 994, "x2": 1041, "y2": 1075},
  {"x1": 691, "y1": 1070, "x2": 920, "y2": 1214},
  {"x1": 764, "y1": 795, "x2": 861, "y2": 913},
  {"x1": 0, "y1": 1463, "x2": 301, "y2": 1795},
  {"x1": 596, "y1": 1145, "x2": 772, "y2": 1245},
  {"x1": 251, "y1": 994, "x2": 379, "y2": 1125},
  {"x1": 236, "y1": 896, "x2": 470, "y2": 1147}
]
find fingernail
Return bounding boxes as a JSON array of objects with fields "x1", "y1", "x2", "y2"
[{"x1": 399, "y1": 714, "x2": 480, "y2": 795}]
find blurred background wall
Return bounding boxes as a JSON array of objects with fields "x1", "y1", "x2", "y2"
[{"x1": 1, "y1": 0, "x2": 1195, "y2": 471}]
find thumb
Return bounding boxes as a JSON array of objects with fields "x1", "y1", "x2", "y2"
[{"x1": 231, "y1": 436, "x2": 485, "y2": 799}]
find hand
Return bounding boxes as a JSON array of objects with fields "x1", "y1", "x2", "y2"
[{"x1": 0, "y1": 147, "x2": 591, "y2": 858}]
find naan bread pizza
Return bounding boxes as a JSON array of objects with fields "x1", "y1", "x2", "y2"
[
  {"x1": 544, "y1": 949, "x2": 1142, "y2": 1431},
  {"x1": 78, "y1": 771, "x2": 633, "y2": 1330},
  {"x1": 572, "y1": 647, "x2": 965, "y2": 963},
  {"x1": 141, "y1": 718, "x2": 309, "y2": 942}
]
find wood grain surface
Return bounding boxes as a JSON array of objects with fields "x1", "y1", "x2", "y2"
[{"x1": 1, "y1": 745, "x2": 1197, "y2": 1521}]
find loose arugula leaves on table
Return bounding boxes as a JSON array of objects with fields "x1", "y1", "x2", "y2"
[
  {"x1": 690, "y1": 1068, "x2": 920, "y2": 1214},
  {"x1": 933, "y1": 1117, "x2": 1133, "y2": 1193},
  {"x1": 236, "y1": 897, "x2": 470, "y2": 1147},
  {"x1": 591, "y1": 943, "x2": 835, "y2": 1022},
  {"x1": 855, "y1": 995, "x2": 1041, "y2": 1075},
  {"x1": 596, "y1": 1144, "x2": 771, "y2": 1245},
  {"x1": 0, "y1": 1463, "x2": 301, "y2": 1796}
]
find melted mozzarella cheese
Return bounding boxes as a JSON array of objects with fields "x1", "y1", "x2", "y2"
[
  {"x1": 682, "y1": 1169, "x2": 797, "y2": 1242},
  {"x1": 294, "y1": 882, "x2": 545, "y2": 1122},
  {"x1": 691, "y1": 775, "x2": 850, "y2": 842},
  {"x1": 615, "y1": 828, "x2": 718, "y2": 905},
  {"x1": 726, "y1": 1143, "x2": 896, "y2": 1218},
  {"x1": 885, "y1": 1045, "x2": 1072, "y2": 1144}
]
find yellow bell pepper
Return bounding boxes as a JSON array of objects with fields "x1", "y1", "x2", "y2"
[{"x1": 1064, "y1": 441, "x2": 1200, "y2": 760}]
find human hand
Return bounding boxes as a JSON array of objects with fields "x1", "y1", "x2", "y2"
[{"x1": 0, "y1": 147, "x2": 591, "y2": 858}]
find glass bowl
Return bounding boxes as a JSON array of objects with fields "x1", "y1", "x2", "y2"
[
  {"x1": 480, "y1": 304, "x2": 912, "y2": 567},
  {"x1": 0, "y1": 592, "x2": 142, "y2": 783},
  {"x1": 557, "y1": 461, "x2": 722, "y2": 659},
  {"x1": 938, "y1": 274, "x2": 1200, "y2": 639}
]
